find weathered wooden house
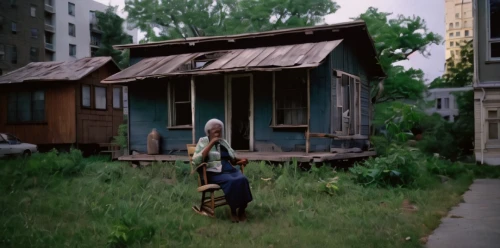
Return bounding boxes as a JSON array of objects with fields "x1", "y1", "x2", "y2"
[
  {"x1": 0, "y1": 57, "x2": 124, "y2": 152},
  {"x1": 473, "y1": 0, "x2": 500, "y2": 165},
  {"x1": 102, "y1": 21, "x2": 386, "y2": 162}
]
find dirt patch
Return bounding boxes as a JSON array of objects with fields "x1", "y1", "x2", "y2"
[{"x1": 401, "y1": 199, "x2": 419, "y2": 213}]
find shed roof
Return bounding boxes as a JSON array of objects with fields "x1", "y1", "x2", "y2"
[
  {"x1": 102, "y1": 40, "x2": 342, "y2": 84},
  {"x1": 0, "y1": 57, "x2": 116, "y2": 84}
]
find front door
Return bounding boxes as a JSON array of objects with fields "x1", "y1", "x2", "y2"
[{"x1": 226, "y1": 74, "x2": 253, "y2": 151}]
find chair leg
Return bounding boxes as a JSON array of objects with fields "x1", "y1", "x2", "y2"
[
  {"x1": 211, "y1": 191, "x2": 216, "y2": 214},
  {"x1": 192, "y1": 191, "x2": 210, "y2": 217}
]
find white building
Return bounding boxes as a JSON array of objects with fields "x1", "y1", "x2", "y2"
[
  {"x1": 424, "y1": 86, "x2": 473, "y2": 122},
  {"x1": 44, "y1": 0, "x2": 139, "y2": 62}
]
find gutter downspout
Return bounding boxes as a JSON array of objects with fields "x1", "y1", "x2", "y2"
[{"x1": 472, "y1": 0, "x2": 484, "y2": 164}]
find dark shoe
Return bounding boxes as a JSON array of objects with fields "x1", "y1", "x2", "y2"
[{"x1": 238, "y1": 208, "x2": 247, "y2": 222}]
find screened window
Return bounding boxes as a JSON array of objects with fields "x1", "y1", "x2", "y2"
[
  {"x1": 488, "y1": 0, "x2": 500, "y2": 59},
  {"x1": 82, "y1": 85, "x2": 91, "y2": 107},
  {"x1": 274, "y1": 70, "x2": 307, "y2": 126},
  {"x1": 95, "y1": 86, "x2": 106, "y2": 110},
  {"x1": 113, "y1": 87, "x2": 122, "y2": 109},
  {"x1": 169, "y1": 80, "x2": 192, "y2": 127},
  {"x1": 7, "y1": 91, "x2": 45, "y2": 123},
  {"x1": 334, "y1": 71, "x2": 361, "y2": 135}
]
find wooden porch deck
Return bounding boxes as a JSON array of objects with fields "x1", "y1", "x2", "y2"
[{"x1": 118, "y1": 151, "x2": 377, "y2": 163}]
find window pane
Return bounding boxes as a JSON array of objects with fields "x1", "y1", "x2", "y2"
[
  {"x1": 437, "y1": 99, "x2": 442, "y2": 109},
  {"x1": 8, "y1": 93, "x2": 17, "y2": 122},
  {"x1": 492, "y1": 42, "x2": 500, "y2": 58},
  {"x1": 82, "y1": 85, "x2": 90, "y2": 107},
  {"x1": 31, "y1": 6, "x2": 36, "y2": 17},
  {"x1": 174, "y1": 103, "x2": 192, "y2": 126},
  {"x1": 95, "y1": 87, "x2": 106, "y2": 109},
  {"x1": 444, "y1": 98, "x2": 450, "y2": 109},
  {"x1": 490, "y1": 0, "x2": 500, "y2": 39},
  {"x1": 489, "y1": 122, "x2": 499, "y2": 139},
  {"x1": 32, "y1": 91, "x2": 45, "y2": 121},
  {"x1": 488, "y1": 110, "x2": 499, "y2": 118},
  {"x1": 17, "y1": 92, "x2": 32, "y2": 122},
  {"x1": 174, "y1": 82, "x2": 190, "y2": 102},
  {"x1": 113, "y1": 87, "x2": 121, "y2": 108}
]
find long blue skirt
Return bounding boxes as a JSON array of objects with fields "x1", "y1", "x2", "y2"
[{"x1": 207, "y1": 157, "x2": 253, "y2": 209}]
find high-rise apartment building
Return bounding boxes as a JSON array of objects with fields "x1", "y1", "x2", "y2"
[
  {"x1": 44, "y1": 0, "x2": 139, "y2": 62},
  {"x1": 445, "y1": 0, "x2": 474, "y2": 63},
  {"x1": 0, "y1": 0, "x2": 46, "y2": 75}
]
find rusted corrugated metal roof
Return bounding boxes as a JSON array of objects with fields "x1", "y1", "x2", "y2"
[
  {"x1": 113, "y1": 21, "x2": 364, "y2": 50},
  {"x1": 0, "y1": 57, "x2": 115, "y2": 84},
  {"x1": 102, "y1": 40, "x2": 342, "y2": 84}
]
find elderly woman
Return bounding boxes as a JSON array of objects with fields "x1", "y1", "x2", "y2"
[{"x1": 192, "y1": 118, "x2": 253, "y2": 222}]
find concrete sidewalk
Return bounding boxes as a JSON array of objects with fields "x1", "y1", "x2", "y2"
[{"x1": 427, "y1": 179, "x2": 500, "y2": 248}]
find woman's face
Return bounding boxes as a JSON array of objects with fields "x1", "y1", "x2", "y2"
[{"x1": 209, "y1": 124, "x2": 222, "y2": 139}]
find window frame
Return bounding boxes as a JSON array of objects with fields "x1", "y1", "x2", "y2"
[
  {"x1": 486, "y1": 108, "x2": 500, "y2": 148},
  {"x1": 69, "y1": 44, "x2": 76, "y2": 57},
  {"x1": 81, "y1": 84, "x2": 91, "y2": 108},
  {"x1": 444, "y1": 97, "x2": 450, "y2": 109},
  {"x1": 94, "y1": 86, "x2": 107, "y2": 110},
  {"x1": 272, "y1": 70, "x2": 309, "y2": 128},
  {"x1": 332, "y1": 70, "x2": 362, "y2": 135},
  {"x1": 68, "y1": 2, "x2": 75, "y2": 16},
  {"x1": 7, "y1": 90, "x2": 46, "y2": 124},
  {"x1": 31, "y1": 28, "x2": 38, "y2": 39},
  {"x1": 30, "y1": 5, "x2": 36, "y2": 17},
  {"x1": 112, "y1": 87, "x2": 122, "y2": 109},
  {"x1": 11, "y1": 22, "x2": 17, "y2": 34},
  {"x1": 168, "y1": 80, "x2": 192, "y2": 129},
  {"x1": 30, "y1": 47, "x2": 38, "y2": 62},
  {"x1": 68, "y1": 23, "x2": 76, "y2": 37},
  {"x1": 487, "y1": 0, "x2": 500, "y2": 61}
]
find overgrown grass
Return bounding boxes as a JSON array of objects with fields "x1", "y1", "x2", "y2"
[{"x1": 0, "y1": 151, "x2": 499, "y2": 248}]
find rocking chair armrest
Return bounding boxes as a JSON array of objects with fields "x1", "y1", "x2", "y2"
[
  {"x1": 191, "y1": 163, "x2": 209, "y2": 186},
  {"x1": 190, "y1": 162, "x2": 208, "y2": 175}
]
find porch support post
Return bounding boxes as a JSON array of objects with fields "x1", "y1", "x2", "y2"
[
  {"x1": 306, "y1": 69, "x2": 311, "y2": 154},
  {"x1": 191, "y1": 75, "x2": 196, "y2": 144}
]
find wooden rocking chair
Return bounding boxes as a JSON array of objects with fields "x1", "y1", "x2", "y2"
[{"x1": 187, "y1": 144, "x2": 247, "y2": 218}]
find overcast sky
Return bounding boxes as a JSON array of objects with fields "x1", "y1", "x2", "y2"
[{"x1": 95, "y1": 0, "x2": 445, "y2": 82}]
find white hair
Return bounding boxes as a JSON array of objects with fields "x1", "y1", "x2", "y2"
[{"x1": 204, "y1": 118, "x2": 224, "y2": 137}]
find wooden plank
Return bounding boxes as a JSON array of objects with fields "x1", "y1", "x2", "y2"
[
  {"x1": 306, "y1": 69, "x2": 311, "y2": 154},
  {"x1": 259, "y1": 45, "x2": 295, "y2": 66},
  {"x1": 276, "y1": 43, "x2": 316, "y2": 66},
  {"x1": 247, "y1": 47, "x2": 279, "y2": 67},
  {"x1": 220, "y1": 48, "x2": 264, "y2": 69},
  {"x1": 204, "y1": 50, "x2": 243, "y2": 70},
  {"x1": 191, "y1": 76, "x2": 196, "y2": 144}
]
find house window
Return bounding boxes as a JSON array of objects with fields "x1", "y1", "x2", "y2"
[
  {"x1": 30, "y1": 5, "x2": 36, "y2": 17},
  {"x1": 30, "y1": 47, "x2": 38, "y2": 62},
  {"x1": 69, "y1": 44, "x2": 76, "y2": 57},
  {"x1": 465, "y1": 30, "x2": 470, "y2": 37},
  {"x1": 82, "y1": 85, "x2": 91, "y2": 107},
  {"x1": 488, "y1": 0, "x2": 500, "y2": 59},
  {"x1": 455, "y1": 22, "x2": 459, "y2": 28},
  {"x1": 333, "y1": 71, "x2": 361, "y2": 135},
  {"x1": 0, "y1": 45, "x2": 5, "y2": 61},
  {"x1": 444, "y1": 98, "x2": 450, "y2": 109},
  {"x1": 449, "y1": 23, "x2": 453, "y2": 29},
  {"x1": 7, "y1": 91, "x2": 45, "y2": 123},
  {"x1": 95, "y1": 86, "x2": 107, "y2": 110},
  {"x1": 450, "y1": 41, "x2": 454, "y2": 47},
  {"x1": 11, "y1": 46, "x2": 17, "y2": 64},
  {"x1": 487, "y1": 109, "x2": 500, "y2": 141},
  {"x1": 449, "y1": 32, "x2": 454, "y2": 37},
  {"x1": 455, "y1": 13, "x2": 460, "y2": 18},
  {"x1": 168, "y1": 80, "x2": 192, "y2": 127},
  {"x1": 273, "y1": 70, "x2": 307, "y2": 126},
  {"x1": 11, "y1": 22, "x2": 17, "y2": 34},
  {"x1": 113, "y1": 87, "x2": 122, "y2": 109},
  {"x1": 456, "y1": 31, "x2": 460, "y2": 36},
  {"x1": 437, "y1": 98, "x2": 442, "y2": 109},
  {"x1": 31, "y1": 28, "x2": 38, "y2": 39},
  {"x1": 68, "y1": 2, "x2": 75, "y2": 16},
  {"x1": 68, "y1": 23, "x2": 75, "y2": 36}
]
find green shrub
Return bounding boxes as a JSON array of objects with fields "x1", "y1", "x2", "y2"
[
  {"x1": 107, "y1": 212, "x2": 155, "y2": 248},
  {"x1": 113, "y1": 123, "x2": 128, "y2": 149}
]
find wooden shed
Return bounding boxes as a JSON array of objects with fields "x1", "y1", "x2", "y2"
[
  {"x1": 102, "y1": 21, "x2": 386, "y2": 163},
  {"x1": 0, "y1": 57, "x2": 124, "y2": 152}
]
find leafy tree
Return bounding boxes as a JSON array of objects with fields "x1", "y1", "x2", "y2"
[
  {"x1": 94, "y1": 5, "x2": 132, "y2": 69},
  {"x1": 429, "y1": 40, "x2": 473, "y2": 89},
  {"x1": 354, "y1": 7, "x2": 442, "y2": 104},
  {"x1": 124, "y1": 0, "x2": 339, "y2": 42}
]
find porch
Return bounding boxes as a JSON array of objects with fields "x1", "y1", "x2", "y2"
[{"x1": 118, "y1": 150, "x2": 377, "y2": 163}]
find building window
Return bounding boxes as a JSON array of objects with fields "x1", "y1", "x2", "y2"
[
  {"x1": 68, "y1": 2, "x2": 75, "y2": 16},
  {"x1": 168, "y1": 80, "x2": 192, "y2": 127},
  {"x1": 455, "y1": 22, "x2": 459, "y2": 28},
  {"x1": 333, "y1": 71, "x2": 361, "y2": 135},
  {"x1": 30, "y1": 5, "x2": 36, "y2": 17},
  {"x1": 30, "y1": 47, "x2": 38, "y2": 62},
  {"x1": 449, "y1": 32, "x2": 454, "y2": 37},
  {"x1": 273, "y1": 70, "x2": 308, "y2": 127},
  {"x1": 488, "y1": 0, "x2": 500, "y2": 59},
  {"x1": 45, "y1": 0, "x2": 53, "y2": 6},
  {"x1": 449, "y1": 23, "x2": 453, "y2": 29},
  {"x1": 0, "y1": 45, "x2": 5, "y2": 61},
  {"x1": 69, "y1": 44, "x2": 76, "y2": 57},
  {"x1": 82, "y1": 85, "x2": 91, "y2": 107},
  {"x1": 444, "y1": 98, "x2": 450, "y2": 109},
  {"x1": 455, "y1": 13, "x2": 460, "y2": 18},
  {"x1": 113, "y1": 87, "x2": 122, "y2": 109},
  {"x1": 11, "y1": 22, "x2": 17, "y2": 34},
  {"x1": 68, "y1": 23, "x2": 75, "y2": 36},
  {"x1": 487, "y1": 109, "x2": 500, "y2": 141},
  {"x1": 7, "y1": 91, "x2": 45, "y2": 123},
  {"x1": 95, "y1": 86, "x2": 107, "y2": 110},
  {"x1": 450, "y1": 41, "x2": 454, "y2": 47},
  {"x1": 11, "y1": 46, "x2": 17, "y2": 64},
  {"x1": 31, "y1": 28, "x2": 38, "y2": 39},
  {"x1": 456, "y1": 31, "x2": 460, "y2": 36},
  {"x1": 437, "y1": 98, "x2": 442, "y2": 109},
  {"x1": 465, "y1": 30, "x2": 470, "y2": 37},
  {"x1": 451, "y1": 50, "x2": 455, "y2": 56}
]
